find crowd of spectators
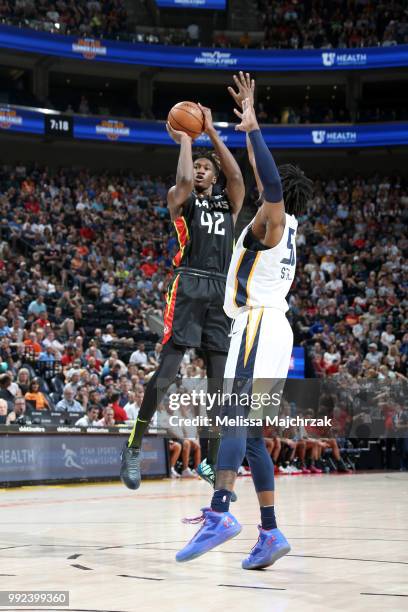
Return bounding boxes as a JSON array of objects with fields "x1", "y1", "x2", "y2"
[
  {"x1": 253, "y1": 99, "x2": 408, "y2": 124},
  {"x1": 0, "y1": 163, "x2": 406, "y2": 469},
  {"x1": 1, "y1": 0, "x2": 408, "y2": 50},
  {"x1": 287, "y1": 174, "x2": 407, "y2": 384},
  {"x1": 253, "y1": 101, "x2": 352, "y2": 125},
  {"x1": 0, "y1": 0, "x2": 129, "y2": 40},
  {"x1": 358, "y1": 106, "x2": 408, "y2": 122},
  {"x1": 258, "y1": 0, "x2": 408, "y2": 49}
]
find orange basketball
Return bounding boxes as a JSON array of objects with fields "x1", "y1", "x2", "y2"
[{"x1": 168, "y1": 101, "x2": 204, "y2": 140}]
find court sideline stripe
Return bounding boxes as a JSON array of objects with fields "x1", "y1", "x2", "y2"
[
  {"x1": 118, "y1": 574, "x2": 164, "y2": 581},
  {"x1": 219, "y1": 584, "x2": 286, "y2": 591},
  {"x1": 289, "y1": 553, "x2": 408, "y2": 565},
  {"x1": 361, "y1": 593, "x2": 408, "y2": 597}
]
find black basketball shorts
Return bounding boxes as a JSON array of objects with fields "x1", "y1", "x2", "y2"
[{"x1": 162, "y1": 270, "x2": 231, "y2": 353}]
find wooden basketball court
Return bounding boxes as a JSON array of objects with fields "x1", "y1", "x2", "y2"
[{"x1": 0, "y1": 473, "x2": 407, "y2": 611}]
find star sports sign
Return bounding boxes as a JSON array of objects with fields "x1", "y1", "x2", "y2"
[
  {"x1": 194, "y1": 51, "x2": 238, "y2": 67},
  {"x1": 322, "y1": 52, "x2": 367, "y2": 67},
  {"x1": 311, "y1": 130, "x2": 357, "y2": 145}
]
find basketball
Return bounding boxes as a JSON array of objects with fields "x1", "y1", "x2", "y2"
[{"x1": 168, "y1": 101, "x2": 204, "y2": 139}]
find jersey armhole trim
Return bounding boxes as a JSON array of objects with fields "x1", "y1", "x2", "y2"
[{"x1": 249, "y1": 214, "x2": 296, "y2": 254}]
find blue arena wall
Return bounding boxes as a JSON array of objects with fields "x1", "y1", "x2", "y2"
[
  {"x1": 0, "y1": 25, "x2": 408, "y2": 72},
  {"x1": 1, "y1": 105, "x2": 408, "y2": 149}
]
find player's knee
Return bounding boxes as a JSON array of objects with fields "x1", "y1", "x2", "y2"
[{"x1": 246, "y1": 437, "x2": 268, "y2": 459}]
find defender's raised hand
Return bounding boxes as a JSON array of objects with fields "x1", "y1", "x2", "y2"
[
  {"x1": 234, "y1": 97, "x2": 259, "y2": 132},
  {"x1": 228, "y1": 71, "x2": 255, "y2": 109}
]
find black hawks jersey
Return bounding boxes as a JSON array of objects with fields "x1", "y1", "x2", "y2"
[{"x1": 172, "y1": 189, "x2": 234, "y2": 275}]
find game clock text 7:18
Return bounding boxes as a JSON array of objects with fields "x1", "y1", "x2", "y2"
[{"x1": 44, "y1": 115, "x2": 73, "y2": 138}]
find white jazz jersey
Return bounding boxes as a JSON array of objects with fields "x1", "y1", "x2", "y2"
[
  {"x1": 224, "y1": 213, "x2": 298, "y2": 319},
  {"x1": 223, "y1": 213, "x2": 297, "y2": 381}
]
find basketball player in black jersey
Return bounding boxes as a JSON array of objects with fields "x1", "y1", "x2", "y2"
[{"x1": 120, "y1": 103, "x2": 245, "y2": 490}]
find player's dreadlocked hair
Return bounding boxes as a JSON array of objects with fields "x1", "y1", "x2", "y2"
[
  {"x1": 278, "y1": 163, "x2": 313, "y2": 217},
  {"x1": 192, "y1": 150, "x2": 220, "y2": 177}
]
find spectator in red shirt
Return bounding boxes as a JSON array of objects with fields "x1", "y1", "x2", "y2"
[
  {"x1": 140, "y1": 258, "x2": 158, "y2": 277},
  {"x1": 353, "y1": 237, "x2": 366, "y2": 249},
  {"x1": 110, "y1": 391, "x2": 128, "y2": 423},
  {"x1": 24, "y1": 196, "x2": 40, "y2": 214},
  {"x1": 61, "y1": 346, "x2": 75, "y2": 367},
  {"x1": 85, "y1": 352, "x2": 102, "y2": 372},
  {"x1": 141, "y1": 242, "x2": 157, "y2": 258},
  {"x1": 35, "y1": 311, "x2": 50, "y2": 329},
  {"x1": 80, "y1": 226, "x2": 95, "y2": 240}
]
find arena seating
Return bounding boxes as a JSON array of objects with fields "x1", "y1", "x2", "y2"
[
  {"x1": 1, "y1": 0, "x2": 407, "y2": 48},
  {"x1": 259, "y1": 0, "x2": 408, "y2": 49},
  {"x1": 0, "y1": 164, "x2": 406, "y2": 469},
  {"x1": 1, "y1": 0, "x2": 129, "y2": 39}
]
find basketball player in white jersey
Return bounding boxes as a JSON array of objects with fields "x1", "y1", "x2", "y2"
[{"x1": 176, "y1": 73, "x2": 313, "y2": 569}]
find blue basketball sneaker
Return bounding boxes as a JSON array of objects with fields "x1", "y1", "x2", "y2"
[
  {"x1": 176, "y1": 507, "x2": 242, "y2": 563},
  {"x1": 242, "y1": 526, "x2": 291, "y2": 570}
]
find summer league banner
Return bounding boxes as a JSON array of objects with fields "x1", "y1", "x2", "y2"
[
  {"x1": 155, "y1": 0, "x2": 226, "y2": 8},
  {"x1": 0, "y1": 25, "x2": 407, "y2": 72},
  {"x1": 0, "y1": 105, "x2": 44, "y2": 135},
  {"x1": 0, "y1": 435, "x2": 167, "y2": 484}
]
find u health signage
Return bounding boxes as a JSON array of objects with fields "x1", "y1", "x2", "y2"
[{"x1": 0, "y1": 25, "x2": 407, "y2": 72}]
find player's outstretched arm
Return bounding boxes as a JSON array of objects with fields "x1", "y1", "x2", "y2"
[
  {"x1": 246, "y1": 133, "x2": 263, "y2": 196},
  {"x1": 197, "y1": 103, "x2": 245, "y2": 218},
  {"x1": 166, "y1": 122, "x2": 194, "y2": 219},
  {"x1": 235, "y1": 98, "x2": 285, "y2": 247},
  {"x1": 229, "y1": 72, "x2": 263, "y2": 198}
]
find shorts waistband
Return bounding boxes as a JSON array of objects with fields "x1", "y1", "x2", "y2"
[{"x1": 176, "y1": 267, "x2": 227, "y2": 281}]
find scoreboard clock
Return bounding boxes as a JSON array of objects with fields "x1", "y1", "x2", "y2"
[{"x1": 44, "y1": 114, "x2": 73, "y2": 138}]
